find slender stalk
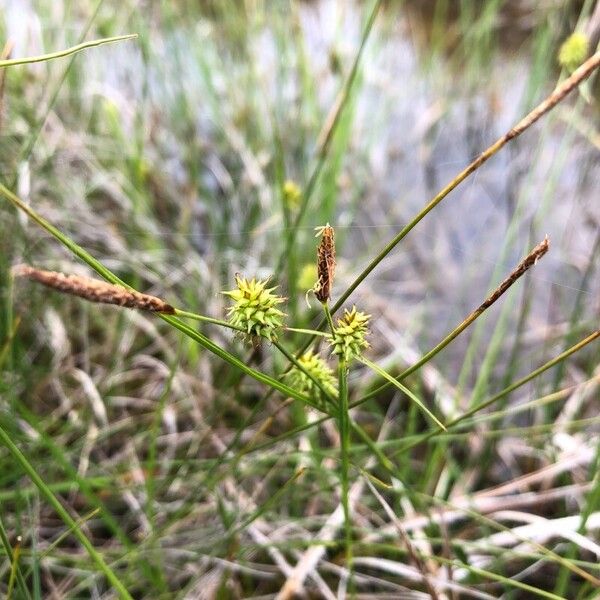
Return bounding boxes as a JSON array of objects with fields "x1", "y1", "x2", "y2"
[
  {"x1": 175, "y1": 309, "x2": 245, "y2": 332},
  {"x1": 323, "y1": 302, "x2": 336, "y2": 335},
  {"x1": 9, "y1": 0, "x2": 108, "y2": 188},
  {"x1": 0, "y1": 518, "x2": 30, "y2": 600},
  {"x1": 0, "y1": 34, "x2": 137, "y2": 68},
  {"x1": 325, "y1": 299, "x2": 354, "y2": 568},
  {"x1": 6, "y1": 535, "x2": 21, "y2": 600},
  {"x1": 337, "y1": 357, "x2": 352, "y2": 571},
  {"x1": 285, "y1": 326, "x2": 331, "y2": 338},
  {"x1": 0, "y1": 425, "x2": 133, "y2": 600}
]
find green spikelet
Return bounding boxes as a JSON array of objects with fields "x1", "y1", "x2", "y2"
[
  {"x1": 330, "y1": 306, "x2": 370, "y2": 362},
  {"x1": 285, "y1": 349, "x2": 337, "y2": 403},
  {"x1": 223, "y1": 275, "x2": 286, "y2": 342}
]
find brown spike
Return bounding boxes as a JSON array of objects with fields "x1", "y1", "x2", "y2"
[
  {"x1": 12, "y1": 265, "x2": 175, "y2": 314},
  {"x1": 478, "y1": 236, "x2": 550, "y2": 312},
  {"x1": 314, "y1": 223, "x2": 336, "y2": 303}
]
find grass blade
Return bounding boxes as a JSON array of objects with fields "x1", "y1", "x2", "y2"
[
  {"x1": 0, "y1": 425, "x2": 133, "y2": 600},
  {"x1": 359, "y1": 356, "x2": 446, "y2": 430},
  {"x1": 0, "y1": 34, "x2": 137, "y2": 68}
]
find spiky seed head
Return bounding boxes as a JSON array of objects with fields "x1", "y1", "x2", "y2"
[
  {"x1": 285, "y1": 349, "x2": 337, "y2": 404},
  {"x1": 558, "y1": 32, "x2": 589, "y2": 73},
  {"x1": 330, "y1": 306, "x2": 370, "y2": 362},
  {"x1": 223, "y1": 274, "x2": 286, "y2": 342}
]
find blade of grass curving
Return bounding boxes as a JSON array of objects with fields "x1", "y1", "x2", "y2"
[
  {"x1": 359, "y1": 356, "x2": 446, "y2": 430},
  {"x1": 9, "y1": 0, "x2": 115, "y2": 187},
  {"x1": 30, "y1": 509, "x2": 100, "y2": 568},
  {"x1": 431, "y1": 556, "x2": 565, "y2": 599},
  {"x1": 0, "y1": 425, "x2": 133, "y2": 600},
  {"x1": 0, "y1": 34, "x2": 137, "y2": 68}
]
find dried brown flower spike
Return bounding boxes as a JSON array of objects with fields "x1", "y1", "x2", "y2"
[
  {"x1": 11, "y1": 264, "x2": 175, "y2": 314},
  {"x1": 313, "y1": 223, "x2": 336, "y2": 303}
]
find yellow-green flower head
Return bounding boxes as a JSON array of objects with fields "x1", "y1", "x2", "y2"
[
  {"x1": 283, "y1": 180, "x2": 302, "y2": 208},
  {"x1": 558, "y1": 32, "x2": 589, "y2": 73},
  {"x1": 285, "y1": 349, "x2": 337, "y2": 401},
  {"x1": 223, "y1": 275, "x2": 286, "y2": 341},
  {"x1": 330, "y1": 306, "x2": 370, "y2": 361}
]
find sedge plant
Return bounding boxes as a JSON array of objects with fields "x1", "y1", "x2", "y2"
[{"x1": 2, "y1": 8, "x2": 600, "y2": 598}]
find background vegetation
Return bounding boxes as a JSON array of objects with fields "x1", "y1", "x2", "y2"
[{"x1": 1, "y1": 0, "x2": 599, "y2": 598}]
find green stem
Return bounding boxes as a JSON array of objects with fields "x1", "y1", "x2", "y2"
[
  {"x1": 337, "y1": 357, "x2": 352, "y2": 571},
  {"x1": 0, "y1": 425, "x2": 133, "y2": 600},
  {"x1": 285, "y1": 327, "x2": 331, "y2": 338},
  {"x1": 174, "y1": 309, "x2": 244, "y2": 332},
  {"x1": 323, "y1": 302, "x2": 336, "y2": 336}
]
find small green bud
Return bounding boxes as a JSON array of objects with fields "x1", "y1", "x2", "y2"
[
  {"x1": 330, "y1": 306, "x2": 370, "y2": 362},
  {"x1": 558, "y1": 32, "x2": 589, "y2": 73},
  {"x1": 283, "y1": 180, "x2": 302, "y2": 208},
  {"x1": 298, "y1": 263, "x2": 318, "y2": 293},
  {"x1": 223, "y1": 275, "x2": 286, "y2": 342}
]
